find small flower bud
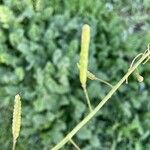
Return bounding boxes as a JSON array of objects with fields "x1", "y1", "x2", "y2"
[{"x1": 137, "y1": 74, "x2": 144, "y2": 82}]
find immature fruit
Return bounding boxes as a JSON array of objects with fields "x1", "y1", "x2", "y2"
[
  {"x1": 12, "y1": 94, "x2": 21, "y2": 141},
  {"x1": 137, "y1": 74, "x2": 144, "y2": 82},
  {"x1": 79, "y1": 24, "x2": 90, "y2": 88}
]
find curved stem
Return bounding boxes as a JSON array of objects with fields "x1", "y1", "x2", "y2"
[
  {"x1": 130, "y1": 53, "x2": 143, "y2": 69},
  {"x1": 96, "y1": 78, "x2": 113, "y2": 88},
  {"x1": 51, "y1": 50, "x2": 150, "y2": 150},
  {"x1": 126, "y1": 53, "x2": 143, "y2": 84},
  {"x1": 87, "y1": 71, "x2": 113, "y2": 88}
]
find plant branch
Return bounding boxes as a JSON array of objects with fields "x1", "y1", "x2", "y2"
[{"x1": 51, "y1": 49, "x2": 150, "y2": 150}]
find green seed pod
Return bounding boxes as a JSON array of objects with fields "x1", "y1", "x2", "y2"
[
  {"x1": 77, "y1": 63, "x2": 96, "y2": 80},
  {"x1": 12, "y1": 94, "x2": 21, "y2": 141},
  {"x1": 79, "y1": 24, "x2": 90, "y2": 88},
  {"x1": 87, "y1": 71, "x2": 97, "y2": 80},
  {"x1": 137, "y1": 74, "x2": 144, "y2": 82}
]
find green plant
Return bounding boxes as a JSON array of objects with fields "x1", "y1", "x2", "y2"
[
  {"x1": 12, "y1": 94, "x2": 21, "y2": 150},
  {"x1": 0, "y1": 1, "x2": 150, "y2": 149},
  {"x1": 52, "y1": 26, "x2": 150, "y2": 149},
  {"x1": 79, "y1": 24, "x2": 92, "y2": 112},
  {"x1": 9, "y1": 25, "x2": 150, "y2": 150}
]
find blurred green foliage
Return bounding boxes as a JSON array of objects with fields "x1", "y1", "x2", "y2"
[{"x1": 0, "y1": 0, "x2": 150, "y2": 149}]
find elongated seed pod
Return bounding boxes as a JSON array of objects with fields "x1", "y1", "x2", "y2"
[
  {"x1": 79, "y1": 24, "x2": 90, "y2": 88},
  {"x1": 77, "y1": 63, "x2": 96, "y2": 80},
  {"x1": 12, "y1": 94, "x2": 21, "y2": 141}
]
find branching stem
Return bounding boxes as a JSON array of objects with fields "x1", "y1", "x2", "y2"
[{"x1": 52, "y1": 49, "x2": 150, "y2": 150}]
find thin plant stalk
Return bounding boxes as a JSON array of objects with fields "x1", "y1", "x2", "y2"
[
  {"x1": 51, "y1": 49, "x2": 150, "y2": 150},
  {"x1": 87, "y1": 70, "x2": 113, "y2": 88},
  {"x1": 69, "y1": 139, "x2": 81, "y2": 150},
  {"x1": 12, "y1": 139, "x2": 16, "y2": 150},
  {"x1": 83, "y1": 87, "x2": 92, "y2": 112},
  {"x1": 96, "y1": 77, "x2": 113, "y2": 88},
  {"x1": 77, "y1": 63, "x2": 93, "y2": 111}
]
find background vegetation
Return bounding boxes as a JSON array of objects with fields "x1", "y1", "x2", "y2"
[{"x1": 0, "y1": 0, "x2": 150, "y2": 149}]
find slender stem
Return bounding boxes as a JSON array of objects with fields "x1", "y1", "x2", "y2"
[
  {"x1": 51, "y1": 50, "x2": 150, "y2": 150},
  {"x1": 143, "y1": 57, "x2": 150, "y2": 64},
  {"x1": 126, "y1": 53, "x2": 143, "y2": 84},
  {"x1": 87, "y1": 70, "x2": 113, "y2": 88},
  {"x1": 69, "y1": 139, "x2": 81, "y2": 150},
  {"x1": 96, "y1": 78, "x2": 113, "y2": 88},
  {"x1": 130, "y1": 53, "x2": 143, "y2": 69},
  {"x1": 12, "y1": 139, "x2": 16, "y2": 150},
  {"x1": 83, "y1": 87, "x2": 92, "y2": 112}
]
